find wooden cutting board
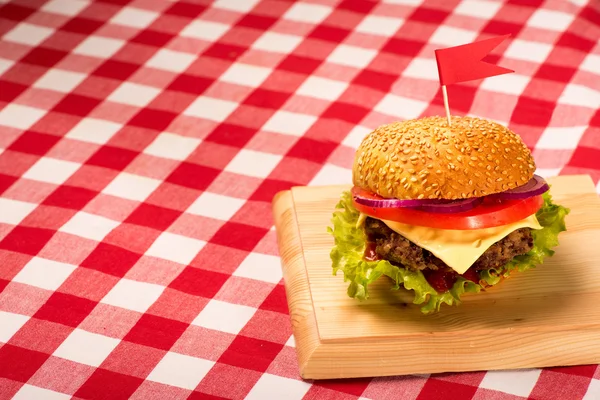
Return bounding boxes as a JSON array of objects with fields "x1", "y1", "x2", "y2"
[{"x1": 271, "y1": 174, "x2": 600, "y2": 380}]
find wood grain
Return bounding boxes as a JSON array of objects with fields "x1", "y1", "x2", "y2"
[{"x1": 272, "y1": 175, "x2": 600, "y2": 380}]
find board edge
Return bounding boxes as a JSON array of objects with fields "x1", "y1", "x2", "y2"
[{"x1": 272, "y1": 189, "x2": 322, "y2": 379}]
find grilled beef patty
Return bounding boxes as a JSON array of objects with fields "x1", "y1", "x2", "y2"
[{"x1": 364, "y1": 217, "x2": 534, "y2": 272}]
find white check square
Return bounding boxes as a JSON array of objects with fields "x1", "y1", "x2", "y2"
[
  {"x1": 310, "y1": 164, "x2": 352, "y2": 186},
  {"x1": 480, "y1": 369, "x2": 541, "y2": 397},
  {"x1": 528, "y1": 9, "x2": 574, "y2": 31},
  {"x1": 283, "y1": 3, "x2": 331, "y2": 23},
  {"x1": 192, "y1": 300, "x2": 255, "y2": 334},
  {"x1": 41, "y1": 0, "x2": 89, "y2": 16},
  {"x1": 327, "y1": 44, "x2": 377, "y2": 69},
  {"x1": 375, "y1": 94, "x2": 428, "y2": 120},
  {"x1": 252, "y1": 32, "x2": 303, "y2": 54},
  {"x1": 225, "y1": 149, "x2": 282, "y2": 178},
  {"x1": 581, "y1": 54, "x2": 600, "y2": 74},
  {"x1": 23, "y1": 157, "x2": 80, "y2": 185},
  {"x1": 187, "y1": 192, "x2": 245, "y2": 220},
  {"x1": 34, "y1": 69, "x2": 87, "y2": 93},
  {"x1": 342, "y1": 125, "x2": 371, "y2": 148},
  {"x1": 0, "y1": 58, "x2": 13, "y2": 76},
  {"x1": 0, "y1": 104, "x2": 46, "y2": 130},
  {"x1": 12, "y1": 257, "x2": 77, "y2": 291},
  {"x1": 505, "y1": 39, "x2": 552, "y2": 63},
  {"x1": 0, "y1": 311, "x2": 29, "y2": 343},
  {"x1": 234, "y1": 253, "x2": 282, "y2": 284},
  {"x1": 101, "y1": 278, "x2": 165, "y2": 313},
  {"x1": 110, "y1": 7, "x2": 158, "y2": 28},
  {"x1": 213, "y1": 0, "x2": 260, "y2": 12},
  {"x1": 102, "y1": 173, "x2": 161, "y2": 201},
  {"x1": 262, "y1": 111, "x2": 316, "y2": 136},
  {"x1": 403, "y1": 58, "x2": 438, "y2": 80},
  {"x1": 535, "y1": 168, "x2": 561, "y2": 179},
  {"x1": 430, "y1": 26, "x2": 478, "y2": 47},
  {"x1": 53, "y1": 329, "x2": 120, "y2": 367},
  {"x1": 480, "y1": 73, "x2": 530, "y2": 95},
  {"x1": 107, "y1": 82, "x2": 161, "y2": 107},
  {"x1": 3, "y1": 23, "x2": 54, "y2": 46},
  {"x1": 146, "y1": 49, "x2": 196, "y2": 73},
  {"x1": 296, "y1": 76, "x2": 347, "y2": 101},
  {"x1": 143, "y1": 132, "x2": 201, "y2": 161},
  {"x1": 246, "y1": 373, "x2": 311, "y2": 400},
  {"x1": 455, "y1": 0, "x2": 501, "y2": 19},
  {"x1": 559, "y1": 84, "x2": 600, "y2": 108},
  {"x1": 147, "y1": 352, "x2": 214, "y2": 390},
  {"x1": 536, "y1": 126, "x2": 587, "y2": 150},
  {"x1": 356, "y1": 15, "x2": 404, "y2": 36},
  {"x1": 180, "y1": 20, "x2": 229, "y2": 41},
  {"x1": 0, "y1": 198, "x2": 36, "y2": 225},
  {"x1": 220, "y1": 63, "x2": 272, "y2": 87},
  {"x1": 60, "y1": 211, "x2": 119, "y2": 241},
  {"x1": 285, "y1": 335, "x2": 295, "y2": 347},
  {"x1": 73, "y1": 36, "x2": 125, "y2": 58},
  {"x1": 584, "y1": 379, "x2": 600, "y2": 400},
  {"x1": 183, "y1": 96, "x2": 238, "y2": 122},
  {"x1": 66, "y1": 117, "x2": 122, "y2": 145},
  {"x1": 13, "y1": 385, "x2": 70, "y2": 400},
  {"x1": 146, "y1": 232, "x2": 206, "y2": 265}
]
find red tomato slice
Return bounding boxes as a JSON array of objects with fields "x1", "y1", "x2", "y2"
[{"x1": 351, "y1": 187, "x2": 543, "y2": 230}]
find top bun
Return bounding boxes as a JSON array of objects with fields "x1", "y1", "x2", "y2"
[{"x1": 352, "y1": 116, "x2": 536, "y2": 200}]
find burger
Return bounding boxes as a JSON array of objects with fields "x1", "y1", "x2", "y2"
[{"x1": 329, "y1": 116, "x2": 569, "y2": 313}]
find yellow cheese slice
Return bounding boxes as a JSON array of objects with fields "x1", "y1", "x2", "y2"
[{"x1": 379, "y1": 215, "x2": 543, "y2": 274}]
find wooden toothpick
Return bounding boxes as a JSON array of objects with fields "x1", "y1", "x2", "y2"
[{"x1": 442, "y1": 85, "x2": 451, "y2": 126}]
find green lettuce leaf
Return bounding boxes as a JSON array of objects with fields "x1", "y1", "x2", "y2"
[{"x1": 328, "y1": 189, "x2": 569, "y2": 314}]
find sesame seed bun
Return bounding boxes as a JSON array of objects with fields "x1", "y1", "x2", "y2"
[{"x1": 352, "y1": 116, "x2": 536, "y2": 200}]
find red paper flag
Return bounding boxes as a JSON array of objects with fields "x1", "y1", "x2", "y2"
[{"x1": 434, "y1": 35, "x2": 514, "y2": 86}]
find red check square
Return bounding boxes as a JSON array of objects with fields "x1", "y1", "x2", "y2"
[
  {"x1": 218, "y1": 335, "x2": 283, "y2": 373},
  {"x1": 0, "y1": 226, "x2": 54, "y2": 256},
  {"x1": 0, "y1": 81, "x2": 26, "y2": 103},
  {"x1": 21, "y1": 47, "x2": 68, "y2": 68},
  {"x1": 169, "y1": 267, "x2": 229, "y2": 299},
  {"x1": 86, "y1": 145, "x2": 138, "y2": 170},
  {"x1": 167, "y1": 74, "x2": 212, "y2": 95},
  {"x1": 33, "y1": 292, "x2": 97, "y2": 327},
  {"x1": 52, "y1": 94, "x2": 101, "y2": 117},
  {"x1": 124, "y1": 314, "x2": 189, "y2": 351},
  {"x1": 43, "y1": 185, "x2": 98, "y2": 210},
  {"x1": 0, "y1": 344, "x2": 50, "y2": 383},
  {"x1": 166, "y1": 162, "x2": 220, "y2": 191},
  {"x1": 93, "y1": 59, "x2": 140, "y2": 81},
  {"x1": 125, "y1": 203, "x2": 181, "y2": 231},
  {"x1": 418, "y1": 378, "x2": 478, "y2": 400},
  {"x1": 74, "y1": 368, "x2": 144, "y2": 400},
  {"x1": 81, "y1": 242, "x2": 141, "y2": 277},
  {"x1": 259, "y1": 284, "x2": 289, "y2": 314},
  {"x1": 128, "y1": 108, "x2": 177, "y2": 132},
  {"x1": 210, "y1": 222, "x2": 268, "y2": 252}
]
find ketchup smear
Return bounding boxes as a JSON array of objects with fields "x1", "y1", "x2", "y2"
[
  {"x1": 422, "y1": 267, "x2": 479, "y2": 293},
  {"x1": 364, "y1": 241, "x2": 479, "y2": 293}
]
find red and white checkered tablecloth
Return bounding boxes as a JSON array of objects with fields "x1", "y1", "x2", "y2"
[{"x1": 0, "y1": 0, "x2": 599, "y2": 398}]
